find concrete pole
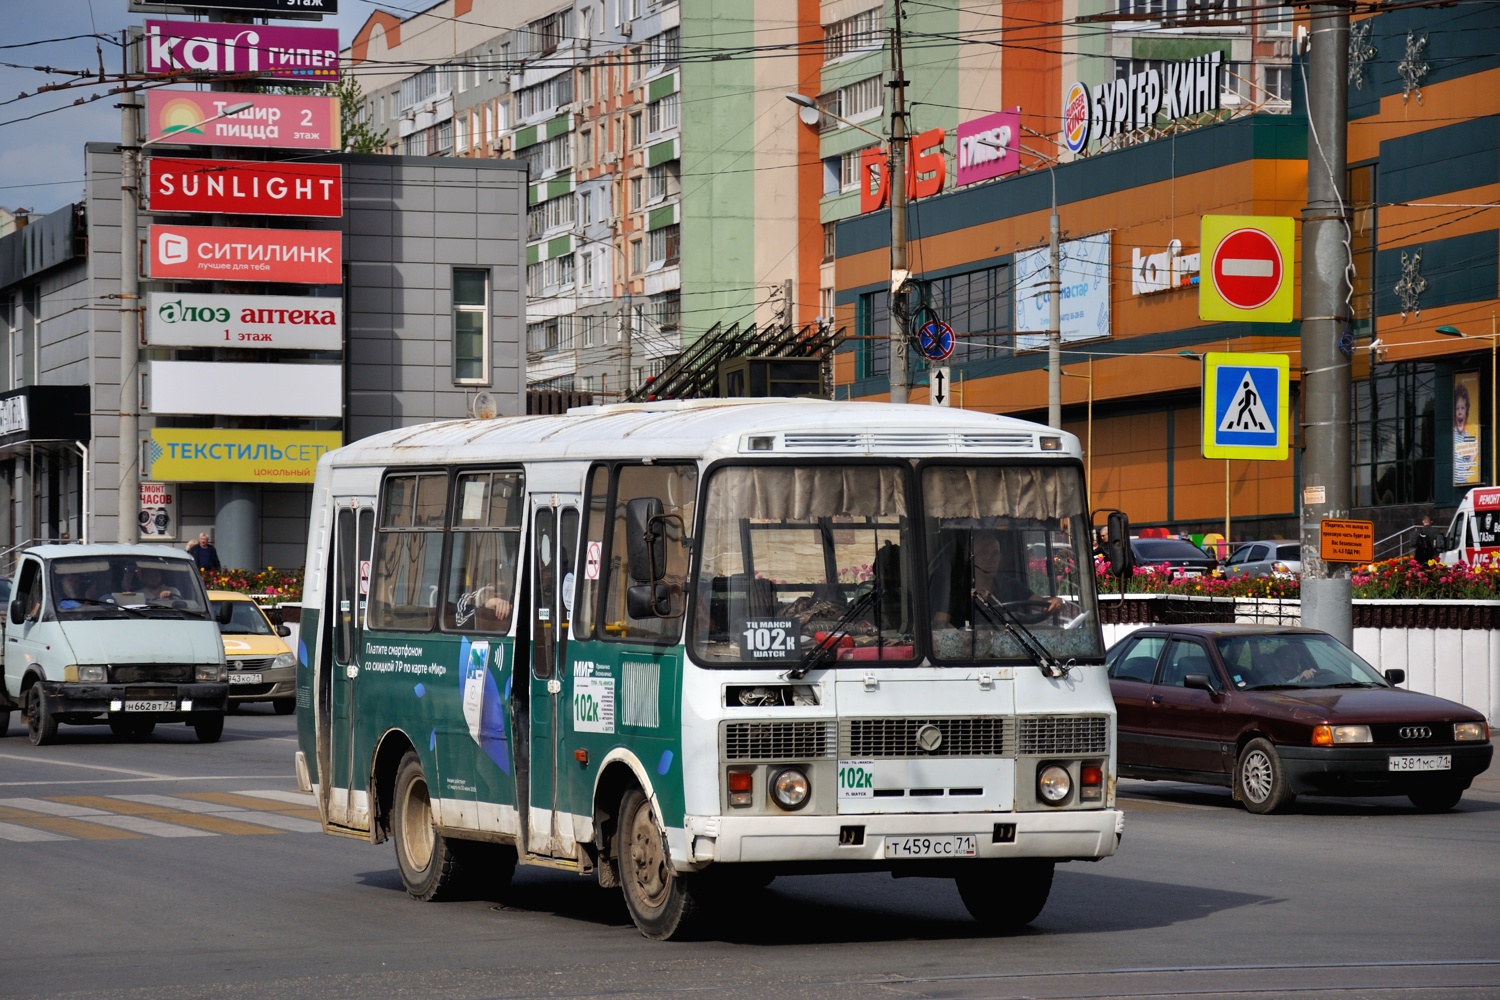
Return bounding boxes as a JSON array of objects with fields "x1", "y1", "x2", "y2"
[
  {"x1": 1298, "y1": 5, "x2": 1353, "y2": 643},
  {"x1": 886, "y1": 18, "x2": 909, "y2": 405},
  {"x1": 118, "y1": 32, "x2": 140, "y2": 545},
  {"x1": 1048, "y1": 197, "x2": 1062, "y2": 429}
]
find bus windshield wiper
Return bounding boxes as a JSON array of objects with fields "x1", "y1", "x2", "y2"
[
  {"x1": 786, "y1": 588, "x2": 877, "y2": 680},
  {"x1": 971, "y1": 592, "x2": 1066, "y2": 678}
]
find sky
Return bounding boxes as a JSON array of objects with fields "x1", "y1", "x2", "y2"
[{"x1": 0, "y1": 1, "x2": 404, "y2": 218}]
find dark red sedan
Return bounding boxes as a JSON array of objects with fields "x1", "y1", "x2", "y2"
[{"x1": 1106, "y1": 624, "x2": 1493, "y2": 813}]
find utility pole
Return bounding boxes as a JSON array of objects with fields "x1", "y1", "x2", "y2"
[
  {"x1": 1299, "y1": 4, "x2": 1353, "y2": 643},
  {"x1": 1047, "y1": 191, "x2": 1062, "y2": 429},
  {"x1": 118, "y1": 29, "x2": 140, "y2": 544},
  {"x1": 620, "y1": 294, "x2": 633, "y2": 400},
  {"x1": 886, "y1": 4, "x2": 910, "y2": 405}
]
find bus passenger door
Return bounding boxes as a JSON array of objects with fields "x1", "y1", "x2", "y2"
[
  {"x1": 326, "y1": 501, "x2": 374, "y2": 830},
  {"x1": 527, "y1": 495, "x2": 580, "y2": 859}
]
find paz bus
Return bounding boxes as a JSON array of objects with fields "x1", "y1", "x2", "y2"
[{"x1": 294, "y1": 398, "x2": 1124, "y2": 939}]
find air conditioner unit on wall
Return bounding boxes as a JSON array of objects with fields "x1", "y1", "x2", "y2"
[{"x1": 620, "y1": 21, "x2": 632, "y2": 36}]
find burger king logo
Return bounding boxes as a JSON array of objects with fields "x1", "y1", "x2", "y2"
[{"x1": 1063, "y1": 81, "x2": 1091, "y2": 154}]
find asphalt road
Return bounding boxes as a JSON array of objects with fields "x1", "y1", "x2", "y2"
[{"x1": 1, "y1": 708, "x2": 1497, "y2": 1000}]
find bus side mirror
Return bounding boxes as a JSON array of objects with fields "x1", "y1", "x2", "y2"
[
  {"x1": 627, "y1": 583, "x2": 681, "y2": 619},
  {"x1": 1106, "y1": 510, "x2": 1134, "y2": 577},
  {"x1": 9, "y1": 599, "x2": 25, "y2": 625},
  {"x1": 626, "y1": 497, "x2": 667, "y2": 585}
]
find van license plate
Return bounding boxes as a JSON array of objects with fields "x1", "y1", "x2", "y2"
[
  {"x1": 229, "y1": 673, "x2": 262, "y2": 685},
  {"x1": 1389, "y1": 754, "x2": 1451, "y2": 771},
  {"x1": 885, "y1": 835, "x2": 977, "y2": 858},
  {"x1": 125, "y1": 700, "x2": 175, "y2": 712}
]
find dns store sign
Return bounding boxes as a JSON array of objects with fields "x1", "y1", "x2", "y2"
[{"x1": 859, "y1": 128, "x2": 946, "y2": 213}]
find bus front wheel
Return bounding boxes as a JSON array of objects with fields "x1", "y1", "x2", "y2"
[
  {"x1": 955, "y1": 859, "x2": 1055, "y2": 932},
  {"x1": 393, "y1": 750, "x2": 462, "y2": 902},
  {"x1": 616, "y1": 787, "x2": 701, "y2": 940}
]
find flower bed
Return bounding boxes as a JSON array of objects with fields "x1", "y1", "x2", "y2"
[
  {"x1": 1097, "y1": 554, "x2": 1500, "y2": 601},
  {"x1": 200, "y1": 566, "x2": 304, "y2": 605}
]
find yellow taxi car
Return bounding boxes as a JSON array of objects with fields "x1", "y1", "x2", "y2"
[{"x1": 208, "y1": 590, "x2": 297, "y2": 714}]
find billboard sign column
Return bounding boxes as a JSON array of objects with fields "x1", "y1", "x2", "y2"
[{"x1": 146, "y1": 90, "x2": 340, "y2": 152}]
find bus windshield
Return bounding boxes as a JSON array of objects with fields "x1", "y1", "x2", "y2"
[
  {"x1": 689, "y1": 461, "x2": 1102, "y2": 667},
  {"x1": 691, "y1": 463, "x2": 916, "y2": 666},
  {"x1": 923, "y1": 463, "x2": 1102, "y2": 663}
]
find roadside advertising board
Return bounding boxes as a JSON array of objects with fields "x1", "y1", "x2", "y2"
[
  {"x1": 139, "y1": 482, "x2": 177, "y2": 539},
  {"x1": 145, "y1": 21, "x2": 338, "y2": 83},
  {"x1": 147, "y1": 159, "x2": 342, "y2": 217},
  {"x1": 146, "y1": 292, "x2": 343, "y2": 350},
  {"x1": 148, "y1": 429, "x2": 342, "y2": 484},
  {"x1": 146, "y1": 90, "x2": 340, "y2": 151},
  {"x1": 148, "y1": 224, "x2": 342, "y2": 284}
]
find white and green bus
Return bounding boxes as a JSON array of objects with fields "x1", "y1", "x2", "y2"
[{"x1": 294, "y1": 398, "x2": 1123, "y2": 939}]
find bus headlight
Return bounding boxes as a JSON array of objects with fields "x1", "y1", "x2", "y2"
[
  {"x1": 196, "y1": 664, "x2": 227, "y2": 683},
  {"x1": 770, "y1": 767, "x2": 810, "y2": 810},
  {"x1": 76, "y1": 665, "x2": 107, "y2": 683},
  {"x1": 1037, "y1": 764, "x2": 1072, "y2": 805}
]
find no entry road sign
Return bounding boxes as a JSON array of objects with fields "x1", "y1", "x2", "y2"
[{"x1": 1200, "y1": 215, "x2": 1295, "y2": 323}]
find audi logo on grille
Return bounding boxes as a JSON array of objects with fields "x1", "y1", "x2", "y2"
[{"x1": 1399, "y1": 726, "x2": 1432, "y2": 740}]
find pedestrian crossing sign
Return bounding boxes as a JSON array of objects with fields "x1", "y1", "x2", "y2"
[{"x1": 1201, "y1": 352, "x2": 1289, "y2": 460}]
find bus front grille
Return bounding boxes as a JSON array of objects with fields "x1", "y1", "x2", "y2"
[
  {"x1": 723, "y1": 720, "x2": 838, "y2": 761},
  {"x1": 1017, "y1": 716, "x2": 1109, "y2": 755},
  {"x1": 840, "y1": 718, "x2": 1010, "y2": 758}
]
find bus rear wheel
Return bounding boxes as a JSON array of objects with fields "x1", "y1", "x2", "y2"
[
  {"x1": 616, "y1": 787, "x2": 701, "y2": 940},
  {"x1": 393, "y1": 750, "x2": 462, "y2": 901},
  {"x1": 955, "y1": 859, "x2": 1055, "y2": 932}
]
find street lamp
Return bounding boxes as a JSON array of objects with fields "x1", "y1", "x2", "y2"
[
  {"x1": 1062, "y1": 361, "x2": 1092, "y2": 509},
  {"x1": 1178, "y1": 349, "x2": 1232, "y2": 546},
  {"x1": 978, "y1": 134, "x2": 1062, "y2": 429},
  {"x1": 1437, "y1": 314, "x2": 1498, "y2": 483},
  {"x1": 786, "y1": 91, "x2": 910, "y2": 405},
  {"x1": 119, "y1": 98, "x2": 254, "y2": 543}
]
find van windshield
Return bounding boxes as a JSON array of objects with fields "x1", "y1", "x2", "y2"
[{"x1": 49, "y1": 556, "x2": 209, "y2": 619}]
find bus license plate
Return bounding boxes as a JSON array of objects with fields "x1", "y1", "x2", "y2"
[
  {"x1": 229, "y1": 673, "x2": 262, "y2": 685},
  {"x1": 125, "y1": 700, "x2": 175, "y2": 712},
  {"x1": 1388, "y1": 754, "x2": 1451, "y2": 772},
  {"x1": 885, "y1": 835, "x2": 977, "y2": 858}
]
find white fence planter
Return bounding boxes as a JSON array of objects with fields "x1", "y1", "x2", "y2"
[{"x1": 1099, "y1": 595, "x2": 1500, "y2": 725}]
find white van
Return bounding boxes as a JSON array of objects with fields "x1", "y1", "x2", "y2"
[
  {"x1": 0, "y1": 544, "x2": 229, "y2": 745},
  {"x1": 1440, "y1": 486, "x2": 1500, "y2": 566}
]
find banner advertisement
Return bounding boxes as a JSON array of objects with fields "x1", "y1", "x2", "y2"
[
  {"x1": 1454, "y1": 371, "x2": 1481, "y2": 486},
  {"x1": 148, "y1": 225, "x2": 342, "y2": 284},
  {"x1": 145, "y1": 21, "x2": 339, "y2": 83},
  {"x1": 1014, "y1": 231, "x2": 1113, "y2": 350},
  {"x1": 956, "y1": 108, "x2": 1021, "y2": 187},
  {"x1": 148, "y1": 429, "x2": 342, "y2": 484},
  {"x1": 146, "y1": 90, "x2": 340, "y2": 151},
  {"x1": 139, "y1": 482, "x2": 177, "y2": 539},
  {"x1": 148, "y1": 361, "x2": 343, "y2": 418},
  {"x1": 147, "y1": 159, "x2": 342, "y2": 217},
  {"x1": 146, "y1": 292, "x2": 343, "y2": 350}
]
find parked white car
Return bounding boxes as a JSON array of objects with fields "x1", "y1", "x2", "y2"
[{"x1": 1223, "y1": 540, "x2": 1302, "y2": 579}]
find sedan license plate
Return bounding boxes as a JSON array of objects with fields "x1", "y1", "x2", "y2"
[
  {"x1": 125, "y1": 700, "x2": 175, "y2": 712},
  {"x1": 229, "y1": 673, "x2": 262, "y2": 685},
  {"x1": 1389, "y1": 754, "x2": 1451, "y2": 772},
  {"x1": 885, "y1": 835, "x2": 977, "y2": 859}
]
